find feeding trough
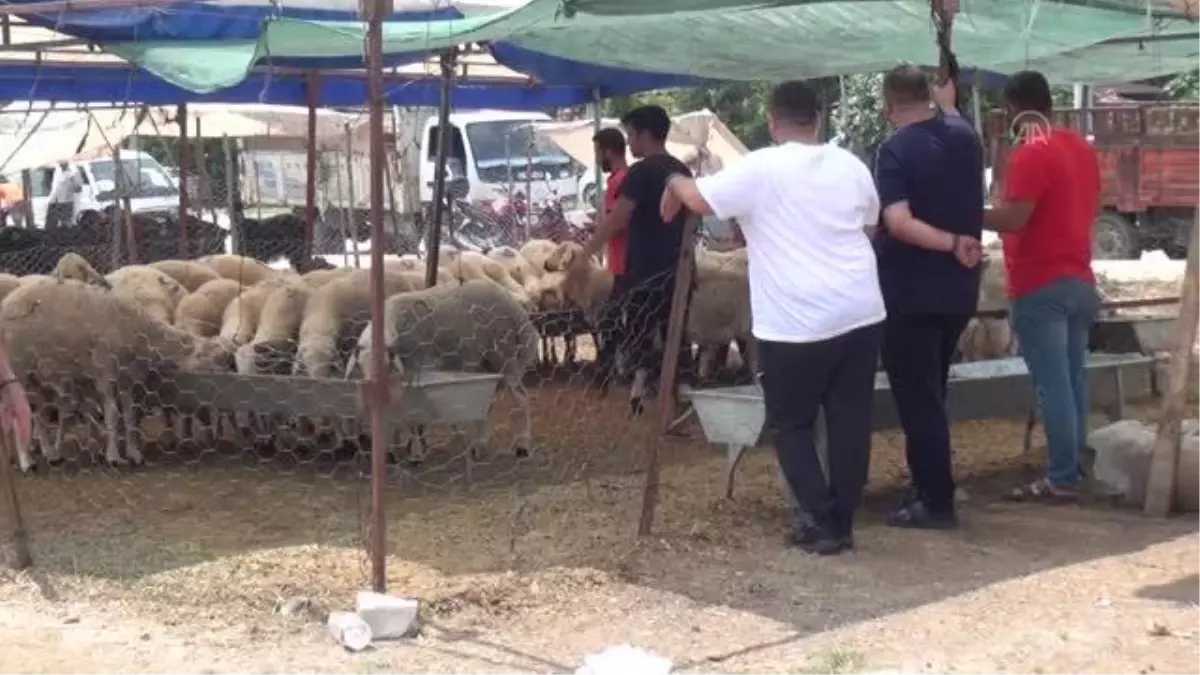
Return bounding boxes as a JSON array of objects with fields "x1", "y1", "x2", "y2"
[
  {"x1": 171, "y1": 370, "x2": 502, "y2": 427},
  {"x1": 687, "y1": 353, "x2": 1158, "y2": 498}
]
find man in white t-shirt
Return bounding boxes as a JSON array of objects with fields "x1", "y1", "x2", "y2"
[
  {"x1": 660, "y1": 81, "x2": 885, "y2": 556},
  {"x1": 46, "y1": 161, "x2": 81, "y2": 229}
]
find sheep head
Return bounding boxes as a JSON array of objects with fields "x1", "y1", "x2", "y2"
[
  {"x1": 533, "y1": 272, "x2": 568, "y2": 311},
  {"x1": 187, "y1": 335, "x2": 237, "y2": 372},
  {"x1": 52, "y1": 252, "x2": 110, "y2": 289},
  {"x1": 545, "y1": 242, "x2": 583, "y2": 272}
]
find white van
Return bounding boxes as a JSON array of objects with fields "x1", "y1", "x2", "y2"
[
  {"x1": 417, "y1": 110, "x2": 583, "y2": 208},
  {"x1": 25, "y1": 150, "x2": 180, "y2": 228}
]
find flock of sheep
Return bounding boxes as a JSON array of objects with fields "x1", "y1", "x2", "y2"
[
  {"x1": 0, "y1": 240, "x2": 755, "y2": 474},
  {"x1": 0, "y1": 233, "x2": 1020, "y2": 475}
]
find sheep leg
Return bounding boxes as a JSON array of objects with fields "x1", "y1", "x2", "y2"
[
  {"x1": 509, "y1": 381, "x2": 532, "y2": 458},
  {"x1": 564, "y1": 333, "x2": 577, "y2": 367},
  {"x1": 404, "y1": 423, "x2": 429, "y2": 466},
  {"x1": 119, "y1": 390, "x2": 143, "y2": 466},
  {"x1": 103, "y1": 392, "x2": 127, "y2": 467},
  {"x1": 629, "y1": 367, "x2": 648, "y2": 417}
]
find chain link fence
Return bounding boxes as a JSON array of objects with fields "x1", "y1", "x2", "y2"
[{"x1": 0, "y1": 100, "x2": 778, "y2": 628}]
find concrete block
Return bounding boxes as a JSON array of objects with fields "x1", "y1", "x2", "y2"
[{"x1": 356, "y1": 590, "x2": 419, "y2": 640}]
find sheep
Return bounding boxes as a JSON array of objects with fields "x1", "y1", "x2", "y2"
[
  {"x1": 218, "y1": 277, "x2": 294, "y2": 347},
  {"x1": 175, "y1": 278, "x2": 243, "y2": 338},
  {"x1": 235, "y1": 281, "x2": 314, "y2": 375},
  {"x1": 545, "y1": 241, "x2": 584, "y2": 272},
  {"x1": 695, "y1": 246, "x2": 748, "y2": 278},
  {"x1": 294, "y1": 268, "x2": 423, "y2": 378},
  {"x1": 385, "y1": 257, "x2": 458, "y2": 288},
  {"x1": 441, "y1": 250, "x2": 532, "y2": 308},
  {"x1": 957, "y1": 258, "x2": 1017, "y2": 362},
  {"x1": 687, "y1": 266, "x2": 754, "y2": 382},
  {"x1": 149, "y1": 259, "x2": 222, "y2": 292},
  {"x1": 301, "y1": 267, "x2": 352, "y2": 288},
  {"x1": 1, "y1": 279, "x2": 235, "y2": 472},
  {"x1": 487, "y1": 246, "x2": 543, "y2": 293},
  {"x1": 52, "y1": 252, "x2": 110, "y2": 289},
  {"x1": 105, "y1": 265, "x2": 189, "y2": 325},
  {"x1": 347, "y1": 278, "x2": 539, "y2": 460},
  {"x1": 197, "y1": 253, "x2": 279, "y2": 287},
  {"x1": 0, "y1": 272, "x2": 23, "y2": 303},
  {"x1": 518, "y1": 239, "x2": 557, "y2": 272}
]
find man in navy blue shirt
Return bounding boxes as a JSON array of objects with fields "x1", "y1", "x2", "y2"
[{"x1": 875, "y1": 65, "x2": 984, "y2": 529}]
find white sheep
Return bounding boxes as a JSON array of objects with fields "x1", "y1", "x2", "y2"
[
  {"x1": 294, "y1": 268, "x2": 423, "y2": 378},
  {"x1": 545, "y1": 241, "x2": 584, "y2": 272},
  {"x1": 301, "y1": 267, "x2": 352, "y2": 288},
  {"x1": 0, "y1": 272, "x2": 23, "y2": 303},
  {"x1": 235, "y1": 281, "x2": 313, "y2": 375},
  {"x1": 441, "y1": 250, "x2": 531, "y2": 307},
  {"x1": 347, "y1": 278, "x2": 539, "y2": 460},
  {"x1": 218, "y1": 276, "x2": 295, "y2": 346},
  {"x1": 52, "y1": 252, "x2": 110, "y2": 289},
  {"x1": 1, "y1": 279, "x2": 235, "y2": 472},
  {"x1": 487, "y1": 246, "x2": 543, "y2": 294},
  {"x1": 519, "y1": 238, "x2": 558, "y2": 272},
  {"x1": 197, "y1": 253, "x2": 279, "y2": 287},
  {"x1": 105, "y1": 265, "x2": 189, "y2": 325},
  {"x1": 150, "y1": 259, "x2": 222, "y2": 292},
  {"x1": 688, "y1": 265, "x2": 754, "y2": 382},
  {"x1": 175, "y1": 278, "x2": 243, "y2": 338}
]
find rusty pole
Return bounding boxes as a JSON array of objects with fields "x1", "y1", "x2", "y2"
[
  {"x1": 305, "y1": 71, "x2": 319, "y2": 260},
  {"x1": 365, "y1": 0, "x2": 390, "y2": 594},
  {"x1": 177, "y1": 103, "x2": 191, "y2": 257},
  {"x1": 424, "y1": 51, "x2": 455, "y2": 289}
]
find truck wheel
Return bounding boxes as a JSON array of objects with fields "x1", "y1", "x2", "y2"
[{"x1": 1092, "y1": 211, "x2": 1139, "y2": 260}]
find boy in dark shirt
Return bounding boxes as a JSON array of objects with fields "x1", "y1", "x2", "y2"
[{"x1": 573, "y1": 105, "x2": 692, "y2": 409}]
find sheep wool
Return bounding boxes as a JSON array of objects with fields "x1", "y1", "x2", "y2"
[
  {"x1": 236, "y1": 281, "x2": 315, "y2": 375},
  {"x1": 295, "y1": 268, "x2": 422, "y2": 378},
  {"x1": 519, "y1": 238, "x2": 558, "y2": 272},
  {"x1": 52, "y1": 252, "x2": 109, "y2": 289},
  {"x1": 176, "y1": 278, "x2": 243, "y2": 338},
  {"x1": 105, "y1": 265, "x2": 189, "y2": 325},
  {"x1": 198, "y1": 253, "x2": 279, "y2": 287},
  {"x1": 150, "y1": 259, "x2": 223, "y2": 292}
]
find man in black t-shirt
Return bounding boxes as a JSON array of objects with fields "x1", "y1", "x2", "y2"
[{"x1": 572, "y1": 105, "x2": 692, "y2": 409}]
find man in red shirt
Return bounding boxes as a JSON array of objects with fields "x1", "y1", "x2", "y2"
[
  {"x1": 592, "y1": 127, "x2": 630, "y2": 385},
  {"x1": 985, "y1": 70, "x2": 1102, "y2": 502}
]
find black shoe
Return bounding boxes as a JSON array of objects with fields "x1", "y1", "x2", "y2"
[
  {"x1": 787, "y1": 523, "x2": 849, "y2": 555},
  {"x1": 886, "y1": 500, "x2": 958, "y2": 530}
]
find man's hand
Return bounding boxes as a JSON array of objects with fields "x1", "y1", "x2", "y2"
[
  {"x1": 952, "y1": 235, "x2": 983, "y2": 268},
  {"x1": 932, "y1": 80, "x2": 958, "y2": 115},
  {"x1": 0, "y1": 380, "x2": 31, "y2": 451},
  {"x1": 660, "y1": 177, "x2": 682, "y2": 222}
]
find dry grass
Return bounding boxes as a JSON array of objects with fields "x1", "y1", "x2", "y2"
[{"x1": 0, "y1": 350, "x2": 1196, "y2": 674}]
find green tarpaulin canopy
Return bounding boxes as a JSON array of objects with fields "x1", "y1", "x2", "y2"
[{"x1": 108, "y1": 0, "x2": 1199, "y2": 94}]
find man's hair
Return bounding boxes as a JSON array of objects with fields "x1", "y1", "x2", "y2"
[
  {"x1": 882, "y1": 64, "x2": 931, "y2": 106},
  {"x1": 620, "y1": 105, "x2": 671, "y2": 142},
  {"x1": 1004, "y1": 70, "x2": 1053, "y2": 115},
  {"x1": 593, "y1": 127, "x2": 626, "y2": 154},
  {"x1": 769, "y1": 81, "x2": 821, "y2": 127}
]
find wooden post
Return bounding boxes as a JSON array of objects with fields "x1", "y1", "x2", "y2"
[
  {"x1": 639, "y1": 213, "x2": 700, "y2": 537},
  {"x1": 222, "y1": 135, "x2": 240, "y2": 255},
  {"x1": 363, "y1": 0, "x2": 392, "y2": 595},
  {"x1": 0, "y1": 429, "x2": 30, "y2": 570},
  {"x1": 1144, "y1": 211, "x2": 1200, "y2": 516},
  {"x1": 305, "y1": 71, "x2": 319, "y2": 260},
  {"x1": 112, "y1": 146, "x2": 137, "y2": 265},
  {"x1": 177, "y1": 103, "x2": 191, "y2": 257},
  {"x1": 344, "y1": 123, "x2": 362, "y2": 269}
]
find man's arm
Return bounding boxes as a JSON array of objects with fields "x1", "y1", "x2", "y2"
[
  {"x1": 876, "y1": 144, "x2": 957, "y2": 253},
  {"x1": 984, "y1": 145, "x2": 1044, "y2": 234},
  {"x1": 663, "y1": 175, "x2": 714, "y2": 217},
  {"x1": 580, "y1": 196, "x2": 634, "y2": 261},
  {"x1": 679, "y1": 153, "x2": 764, "y2": 222}
]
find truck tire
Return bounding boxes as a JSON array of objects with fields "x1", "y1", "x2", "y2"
[{"x1": 1092, "y1": 211, "x2": 1139, "y2": 260}]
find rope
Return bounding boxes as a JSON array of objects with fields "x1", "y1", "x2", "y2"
[{"x1": 930, "y1": 0, "x2": 960, "y2": 85}]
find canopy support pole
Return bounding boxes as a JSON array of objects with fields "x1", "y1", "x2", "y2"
[
  {"x1": 364, "y1": 0, "x2": 392, "y2": 594},
  {"x1": 590, "y1": 88, "x2": 602, "y2": 211},
  {"x1": 424, "y1": 49, "x2": 456, "y2": 289},
  {"x1": 177, "y1": 103, "x2": 190, "y2": 257},
  {"x1": 305, "y1": 71, "x2": 319, "y2": 260}
]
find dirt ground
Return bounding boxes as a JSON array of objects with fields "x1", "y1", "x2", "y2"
[{"x1": 0, "y1": 389, "x2": 1196, "y2": 674}]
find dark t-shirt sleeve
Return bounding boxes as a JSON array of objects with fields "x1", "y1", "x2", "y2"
[
  {"x1": 874, "y1": 141, "x2": 907, "y2": 210},
  {"x1": 618, "y1": 163, "x2": 648, "y2": 208}
]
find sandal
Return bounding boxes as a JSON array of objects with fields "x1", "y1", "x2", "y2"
[{"x1": 1007, "y1": 478, "x2": 1079, "y2": 504}]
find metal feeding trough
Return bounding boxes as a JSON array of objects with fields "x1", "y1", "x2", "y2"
[
  {"x1": 687, "y1": 353, "x2": 1158, "y2": 499},
  {"x1": 170, "y1": 370, "x2": 502, "y2": 428},
  {"x1": 1091, "y1": 315, "x2": 1177, "y2": 394}
]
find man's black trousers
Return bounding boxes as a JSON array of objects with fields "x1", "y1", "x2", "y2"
[
  {"x1": 758, "y1": 321, "x2": 883, "y2": 537},
  {"x1": 879, "y1": 312, "x2": 971, "y2": 515}
]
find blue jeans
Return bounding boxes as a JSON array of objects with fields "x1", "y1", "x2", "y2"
[{"x1": 1011, "y1": 278, "x2": 1100, "y2": 487}]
